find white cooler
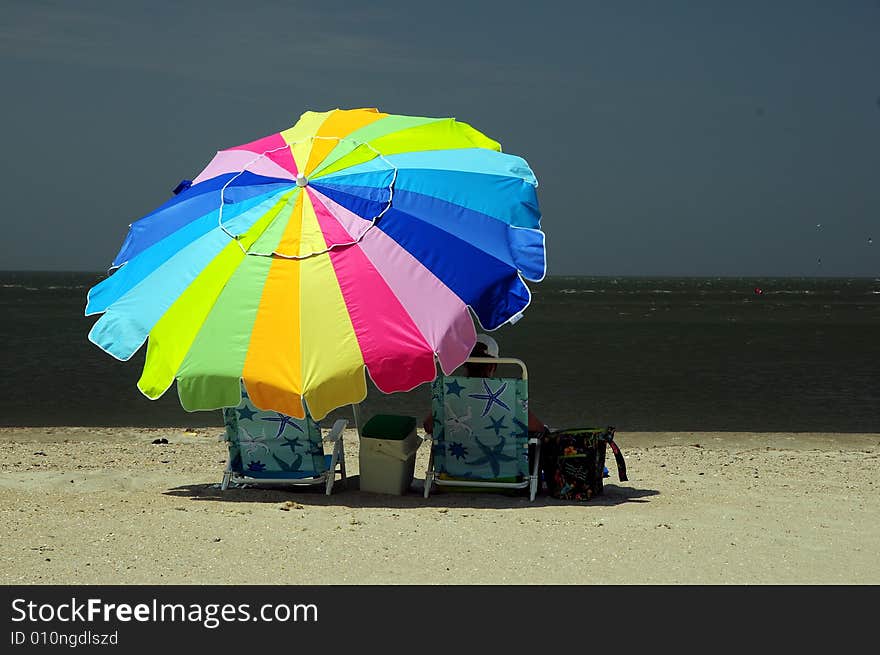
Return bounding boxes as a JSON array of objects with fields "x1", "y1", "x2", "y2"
[{"x1": 358, "y1": 414, "x2": 420, "y2": 495}]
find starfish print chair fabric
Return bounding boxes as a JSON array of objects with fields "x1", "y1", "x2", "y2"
[
  {"x1": 423, "y1": 357, "x2": 541, "y2": 501},
  {"x1": 220, "y1": 385, "x2": 348, "y2": 495}
]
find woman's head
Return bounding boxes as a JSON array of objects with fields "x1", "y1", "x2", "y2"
[{"x1": 464, "y1": 333, "x2": 499, "y2": 377}]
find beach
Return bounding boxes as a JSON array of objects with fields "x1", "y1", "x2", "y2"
[{"x1": 1, "y1": 427, "x2": 877, "y2": 585}]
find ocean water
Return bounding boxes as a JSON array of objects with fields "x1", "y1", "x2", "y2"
[{"x1": 1, "y1": 271, "x2": 878, "y2": 433}]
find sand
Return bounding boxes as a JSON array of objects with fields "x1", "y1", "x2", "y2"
[{"x1": 1, "y1": 426, "x2": 878, "y2": 585}]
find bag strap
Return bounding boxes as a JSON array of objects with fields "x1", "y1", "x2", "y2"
[
  {"x1": 603, "y1": 433, "x2": 627, "y2": 482},
  {"x1": 599, "y1": 428, "x2": 628, "y2": 482}
]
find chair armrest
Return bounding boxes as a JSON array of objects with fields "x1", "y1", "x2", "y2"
[{"x1": 323, "y1": 419, "x2": 348, "y2": 443}]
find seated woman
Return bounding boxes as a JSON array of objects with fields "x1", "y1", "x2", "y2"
[{"x1": 422, "y1": 333, "x2": 547, "y2": 435}]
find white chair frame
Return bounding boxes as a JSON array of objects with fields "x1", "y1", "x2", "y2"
[
  {"x1": 220, "y1": 410, "x2": 354, "y2": 495},
  {"x1": 423, "y1": 357, "x2": 541, "y2": 501}
]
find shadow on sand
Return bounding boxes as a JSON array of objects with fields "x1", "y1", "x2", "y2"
[{"x1": 163, "y1": 476, "x2": 658, "y2": 510}]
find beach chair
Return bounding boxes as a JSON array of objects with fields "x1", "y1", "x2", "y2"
[
  {"x1": 423, "y1": 357, "x2": 541, "y2": 501},
  {"x1": 220, "y1": 386, "x2": 349, "y2": 495}
]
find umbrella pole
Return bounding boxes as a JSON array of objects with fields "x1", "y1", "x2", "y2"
[{"x1": 351, "y1": 403, "x2": 362, "y2": 436}]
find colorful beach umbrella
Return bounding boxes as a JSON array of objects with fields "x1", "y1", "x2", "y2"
[{"x1": 86, "y1": 108, "x2": 545, "y2": 419}]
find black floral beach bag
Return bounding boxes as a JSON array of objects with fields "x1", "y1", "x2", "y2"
[{"x1": 540, "y1": 427, "x2": 627, "y2": 501}]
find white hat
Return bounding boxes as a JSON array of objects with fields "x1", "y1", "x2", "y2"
[{"x1": 474, "y1": 333, "x2": 499, "y2": 358}]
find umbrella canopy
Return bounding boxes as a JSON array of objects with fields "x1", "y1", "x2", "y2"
[{"x1": 86, "y1": 108, "x2": 545, "y2": 419}]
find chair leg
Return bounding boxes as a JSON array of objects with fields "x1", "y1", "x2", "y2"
[
  {"x1": 338, "y1": 443, "x2": 347, "y2": 488},
  {"x1": 326, "y1": 441, "x2": 342, "y2": 496},
  {"x1": 221, "y1": 470, "x2": 231, "y2": 491},
  {"x1": 423, "y1": 445, "x2": 434, "y2": 498},
  {"x1": 529, "y1": 439, "x2": 541, "y2": 502},
  {"x1": 325, "y1": 473, "x2": 333, "y2": 496}
]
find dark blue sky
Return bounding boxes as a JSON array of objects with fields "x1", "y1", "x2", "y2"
[{"x1": 2, "y1": 0, "x2": 878, "y2": 276}]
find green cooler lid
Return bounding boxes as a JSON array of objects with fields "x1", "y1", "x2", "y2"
[{"x1": 361, "y1": 414, "x2": 417, "y2": 439}]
